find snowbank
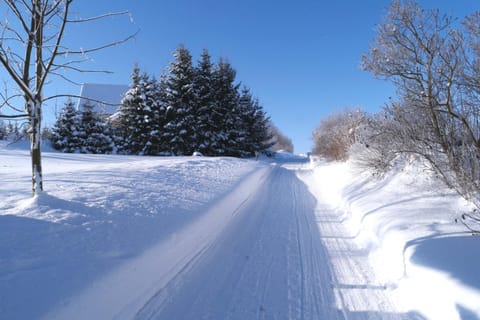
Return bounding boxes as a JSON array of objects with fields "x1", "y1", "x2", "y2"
[
  {"x1": 309, "y1": 159, "x2": 480, "y2": 319},
  {"x1": 0, "y1": 144, "x2": 263, "y2": 319}
]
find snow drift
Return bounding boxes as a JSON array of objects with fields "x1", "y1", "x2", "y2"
[{"x1": 306, "y1": 159, "x2": 480, "y2": 319}]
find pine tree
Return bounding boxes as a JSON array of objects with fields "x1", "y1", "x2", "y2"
[
  {"x1": 116, "y1": 65, "x2": 142, "y2": 153},
  {"x1": 237, "y1": 87, "x2": 273, "y2": 157},
  {"x1": 140, "y1": 75, "x2": 164, "y2": 155},
  {"x1": 237, "y1": 87, "x2": 255, "y2": 157},
  {"x1": 156, "y1": 74, "x2": 172, "y2": 155},
  {"x1": 249, "y1": 98, "x2": 273, "y2": 154},
  {"x1": 117, "y1": 65, "x2": 169, "y2": 155},
  {"x1": 193, "y1": 49, "x2": 215, "y2": 155},
  {"x1": 211, "y1": 58, "x2": 240, "y2": 156},
  {"x1": 164, "y1": 45, "x2": 196, "y2": 155},
  {"x1": 6, "y1": 121, "x2": 23, "y2": 141},
  {"x1": 79, "y1": 103, "x2": 113, "y2": 154},
  {"x1": 0, "y1": 121, "x2": 6, "y2": 140},
  {"x1": 50, "y1": 100, "x2": 82, "y2": 152},
  {"x1": 117, "y1": 66, "x2": 153, "y2": 154}
]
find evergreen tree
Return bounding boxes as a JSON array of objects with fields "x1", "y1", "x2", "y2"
[
  {"x1": 50, "y1": 100, "x2": 82, "y2": 152},
  {"x1": 117, "y1": 65, "x2": 143, "y2": 154},
  {"x1": 6, "y1": 121, "x2": 23, "y2": 141},
  {"x1": 249, "y1": 98, "x2": 273, "y2": 154},
  {"x1": 164, "y1": 45, "x2": 196, "y2": 155},
  {"x1": 140, "y1": 75, "x2": 165, "y2": 155},
  {"x1": 0, "y1": 121, "x2": 6, "y2": 140},
  {"x1": 117, "y1": 65, "x2": 168, "y2": 155},
  {"x1": 193, "y1": 49, "x2": 215, "y2": 155},
  {"x1": 211, "y1": 58, "x2": 240, "y2": 156},
  {"x1": 156, "y1": 74, "x2": 172, "y2": 155},
  {"x1": 79, "y1": 103, "x2": 113, "y2": 154},
  {"x1": 113, "y1": 46, "x2": 275, "y2": 158},
  {"x1": 237, "y1": 87, "x2": 273, "y2": 157},
  {"x1": 236, "y1": 87, "x2": 255, "y2": 157}
]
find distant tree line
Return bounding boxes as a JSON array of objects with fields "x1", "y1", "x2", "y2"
[
  {"x1": 0, "y1": 121, "x2": 25, "y2": 141},
  {"x1": 312, "y1": 0, "x2": 480, "y2": 231},
  {"x1": 51, "y1": 45, "x2": 293, "y2": 157},
  {"x1": 268, "y1": 122, "x2": 294, "y2": 153}
]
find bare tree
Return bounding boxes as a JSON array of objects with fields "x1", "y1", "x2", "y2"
[
  {"x1": 0, "y1": 1, "x2": 134, "y2": 195},
  {"x1": 361, "y1": 0, "x2": 480, "y2": 231},
  {"x1": 312, "y1": 108, "x2": 365, "y2": 161}
]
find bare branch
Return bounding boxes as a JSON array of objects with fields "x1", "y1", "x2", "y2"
[
  {"x1": 0, "y1": 113, "x2": 29, "y2": 119},
  {"x1": 0, "y1": 91, "x2": 25, "y2": 112},
  {"x1": 47, "y1": 71, "x2": 89, "y2": 86},
  {"x1": 44, "y1": 94, "x2": 122, "y2": 106},
  {"x1": 5, "y1": 0, "x2": 30, "y2": 33},
  {"x1": 66, "y1": 10, "x2": 130, "y2": 23},
  {"x1": 0, "y1": 53, "x2": 34, "y2": 100},
  {"x1": 56, "y1": 29, "x2": 139, "y2": 56},
  {"x1": 38, "y1": 0, "x2": 72, "y2": 93},
  {"x1": 50, "y1": 62, "x2": 114, "y2": 74}
]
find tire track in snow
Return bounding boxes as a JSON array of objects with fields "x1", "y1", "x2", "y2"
[
  {"x1": 297, "y1": 169, "x2": 415, "y2": 319},
  {"x1": 137, "y1": 166, "x2": 343, "y2": 320}
]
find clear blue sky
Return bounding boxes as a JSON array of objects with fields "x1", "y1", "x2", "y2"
[{"x1": 32, "y1": 1, "x2": 480, "y2": 153}]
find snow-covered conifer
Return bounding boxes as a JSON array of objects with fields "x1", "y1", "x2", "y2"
[
  {"x1": 0, "y1": 121, "x2": 7, "y2": 140},
  {"x1": 193, "y1": 49, "x2": 215, "y2": 155},
  {"x1": 78, "y1": 103, "x2": 114, "y2": 154},
  {"x1": 210, "y1": 59, "x2": 240, "y2": 156},
  {"x1": 237, "y1": 87, "x2": 273, "y2": 157},
  {"x1": 51, "y1": 100, "x2": 82, "y2": 152},
  {"x1": 163, "y1": 45, "x2": 196, "y2": 155}
]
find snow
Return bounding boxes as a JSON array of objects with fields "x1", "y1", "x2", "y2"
[
  {"x1": 1, "y1": 141, "x2": 479, "y2": 319},
  {"x1": 303, "y1": 159, "x2": 480, "y2": 319}
]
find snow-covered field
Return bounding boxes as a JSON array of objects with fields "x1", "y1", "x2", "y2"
[{"x1": 1, "y1": 142, "x2": 479, "y2": 319}]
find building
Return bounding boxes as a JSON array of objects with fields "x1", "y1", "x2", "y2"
[{"x1": 76, "y1": 83, "x2": 129, "y2": 116}]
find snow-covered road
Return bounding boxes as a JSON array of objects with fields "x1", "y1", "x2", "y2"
[
  {"x1": 45, "y1": 165, "x2": 345, "y2": 319},
  {"x1": 134, "y1": 166, "x2": 342, "y2": 320},
  {"x1": 47, "y1": 162, "x2": 417, "y2": 319}
]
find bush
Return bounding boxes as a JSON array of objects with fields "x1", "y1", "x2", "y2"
[{"x1": 312, "y1": 109, "x2": 365, "y2": 161}]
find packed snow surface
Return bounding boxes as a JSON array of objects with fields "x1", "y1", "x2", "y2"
[{"x1": 1, "y1": 142, "x2": 479, "y2": 319}]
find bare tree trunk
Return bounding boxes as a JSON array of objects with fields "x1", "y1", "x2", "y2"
[
  {"x1": 30, "y1": 98, "x2": 43, "y2": 194},
  {"x1": 32, "y1": 1, "x2": 44, "y2": 195}
]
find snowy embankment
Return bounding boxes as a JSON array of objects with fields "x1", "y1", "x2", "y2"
[
  {"x1": 305, "y1": 159, "x2": 480, "y2": 319},
  {"x1": 0, "y1": 141, "x2": 263, "y2": 319}
]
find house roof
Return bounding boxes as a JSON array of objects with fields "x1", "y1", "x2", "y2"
[{"x1": 76, "y1": 83, "x2": 129, "y2": 115}]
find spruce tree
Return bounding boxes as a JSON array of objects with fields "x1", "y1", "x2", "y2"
[
  {"x1": 51, "y1": 100, "x2": 82, "y2": 152},
  {"x1": 211, "y1": 58, "x2": 240, "y2": 156},
  {"x1": 119, "y1": 65, "x2": 169, "y2": 155},
  {"x1": 117, "y1": 65, "x2": 142, "y2": 154},
  {"x1": 193, "y1": 49, "x2": 215, "y2": 155},
  {"x1": 164, "y1": 45, "x2": 196, "y2": 155},
  {"x1": 237, "y1": 87, "x2": 255, "y2": 157},
  {"x1": 79, "y1": 103, "x2": 113, "y2": 154},
  {"x1": 249, "y1": 98, "x2": 273, "y2": 154},
  {"x1": 117, "y1": 66, "x2": 161, "y2": 155},
  {"x1": 156, "y1": 74, "x2": 172, "y2": 155},
  {"x1": 140, "y1": 75, "x2": 164, "y2": 155},
  {"x1": 238, "y1": 87, "x2": 273, "y2": 157},
  {"x1": 0, "y1": 121, "x2": 6, "y2": 140}
]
